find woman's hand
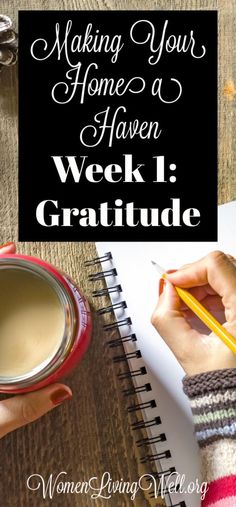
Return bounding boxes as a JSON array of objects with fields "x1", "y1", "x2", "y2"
[
  {"x1": 0, "y1": 243, "x2": 72, "y2": 438},
  {"x1": 151, "y1": 251, "x2": 236, "y2": 376}
]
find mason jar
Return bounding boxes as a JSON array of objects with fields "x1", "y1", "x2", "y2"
[{"x1": 0, "y1": 254, "x2": 92, "y2": 393}]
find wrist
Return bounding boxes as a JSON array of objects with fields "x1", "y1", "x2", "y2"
[{"x1": 183, "y1": 368, "x2": 236, "y2": 448}]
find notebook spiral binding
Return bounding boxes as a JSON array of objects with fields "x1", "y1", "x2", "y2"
[{"x1": 86, "y1": 251, "x2": 186, "y2": 507}]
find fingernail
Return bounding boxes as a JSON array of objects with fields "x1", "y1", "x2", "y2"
[
  {"x1": 50, "y1": 388, "x2": 72, "y2": 405},
  {"x1": 0, "y1": 242, "x2": 15, "y2": 249},
  {"x1": 166, "y1": 269, "x2": 177, "y2": 275},
  {"x1": 159, "y1": 278, "x2": 166, "y2": 295}
]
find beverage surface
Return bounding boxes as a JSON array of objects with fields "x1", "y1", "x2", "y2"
[{"x1": 0, "y1": 269, "x2": 65, "y2": 377}]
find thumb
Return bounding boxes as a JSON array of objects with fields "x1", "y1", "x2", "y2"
[
  {"x1": 0, "y1": 242, "x2": 16, "y2": 255},
  {"x1": 152, "y1": 281, "x2": 200, "y2": 359},
  {"x1": 0, "y1": 383, "x2": 72, "y2": 438}
]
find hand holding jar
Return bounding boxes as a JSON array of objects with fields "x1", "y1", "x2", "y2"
[{"x1": 0, "y1": 242, "x2": 91, "y2": 438}]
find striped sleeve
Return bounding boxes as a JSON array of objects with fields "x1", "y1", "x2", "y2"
[{"x1": 183, "y1": 368, "x2": 236, "y2": 507}]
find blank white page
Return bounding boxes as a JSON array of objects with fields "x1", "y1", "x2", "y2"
[{"x1": 96, "y1": 200, "x2": 236, "y2": 507}]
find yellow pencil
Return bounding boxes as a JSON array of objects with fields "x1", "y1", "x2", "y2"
[{"x1": 151, "y1": 260, "x2": 236, "y2": 354}]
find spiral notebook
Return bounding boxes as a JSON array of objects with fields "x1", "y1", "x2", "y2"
[{"x1": 89, "y1": 201, "x2": 236, "y2": 507}]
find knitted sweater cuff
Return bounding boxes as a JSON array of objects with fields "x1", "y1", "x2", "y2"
[
  {"x1": 183, "y1": 368, "x2": 236, "y2": 449},
  {"x1": 183, "y1": 368, "x2": 236, "y2": 398}
]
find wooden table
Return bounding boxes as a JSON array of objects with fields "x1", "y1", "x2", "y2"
[{"x1": 0, "y1": 1, "x2": 235, "y2": 506}]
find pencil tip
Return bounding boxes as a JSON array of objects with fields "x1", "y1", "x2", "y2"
[{"x1": 151, "y1": 261, "x2": 166, "y2": 275}]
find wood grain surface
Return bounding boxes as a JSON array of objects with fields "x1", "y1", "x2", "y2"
[{"x1": 0, "y1": 1, "x2": 235, "y2": 506}]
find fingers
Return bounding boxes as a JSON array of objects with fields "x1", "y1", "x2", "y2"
[
  {"x1": 0, "y1": 383, "x2": 72, "y2": 438},
  {"x1": 0, "y1": 242, "x2": 16, "y2": 255},
  {"x1": 166, "y1": 251, "x2": 236, "y2": 302},
  {"x1": 152, "y1": 251, "x2": 236, "y2": 375},
  {"x1": 151, "y1": 281, "x2": 200, "y2": 362},
  {"x1": 182, "y1": 294, "x2": 224, "y2": 316},
  {"x1": 184, "y1": 284, "x2": 218, "y2": 300}
]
